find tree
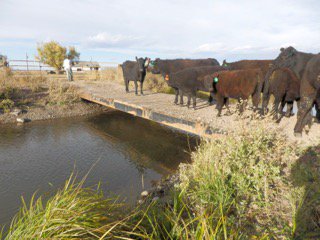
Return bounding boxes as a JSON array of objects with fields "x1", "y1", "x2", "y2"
[
  {"x1": 36, "y1": 41, "x2": 80, "y2": 70},
  {"x1": 67, "y1": 46, "x2": 80, "y2": 64}
]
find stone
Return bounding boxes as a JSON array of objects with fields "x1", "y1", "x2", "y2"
[
  {"x1": 16, "y1": 118, "x2": 30, "y2": 123},
  {"x1": 141, "y1": 190, "x2": 149, "y2": 198},
  {"x1": 152, "y1": 197, "x2": 159, "y2": 202},
  {"x1": 10, "y1": 108, "x2": 23, "y2": 116}
]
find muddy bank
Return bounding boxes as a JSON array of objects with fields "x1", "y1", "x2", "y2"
[{"x1": 0, "y1": 101, "x2": 105, "y2": 125}]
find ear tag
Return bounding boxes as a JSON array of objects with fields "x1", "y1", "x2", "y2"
[
  {"x1": 165, "y1": 75, "x2": 170, "y2": 81},
  {"x1": 214, "y1": 77, "x2": 219, "y2": 83}
]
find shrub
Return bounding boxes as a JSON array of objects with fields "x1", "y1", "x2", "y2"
[
  {"x1": 48, "y1": 81, "x2": 79, "y2": 105},
  {"x1": 135, "y1": 125, "x2": 299, "y2": 239},
  {"x1": 0, "y1": 99, "x2": 14, "y2": 113}
]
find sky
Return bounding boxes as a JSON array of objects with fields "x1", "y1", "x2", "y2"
[{"x1": 0, "y1": 0, "x2": 319, "y2": 64}]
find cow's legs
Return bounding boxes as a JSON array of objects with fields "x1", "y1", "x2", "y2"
[
  {"x1": 262, "y1": 94, "x2": 270, "y2": 115},
  {"x1": 187, "y1": 95, "x2": 191, "y2": 108},
  {"x1": 224, "y1": 98, "x2": 231, "y2": 115},
  {"x1": 275, "y1": 96, "x2": 287, "y2": 123},
  {"x1": 294, "y1": 96, "x2": 315, "y2": 136},
  {"x1": 315, "y1": 92, "x2": 320, "y2": 122},
  {"x1": 174, "y1": 88, "x2": 179, "y2": 104},
  {"x1": 179, "y1": 90, "x2": 184, "y2": 105},
  {"x1": 285, "y1": 101, "x2": 294, "y2": 117},
  {"x1": 125, "y1": 79, "x2": 129, "y2": 93},
  {"x1": 315, "y1": 100, "x2": 320, "y2": 122},
  {"x1": 209, "y1": 92, "x2": 215, "y2": 105},
  {"x1": 216, "y1": 94, "x2": 224, "y2": 117},
  {"x1": 134, "y1": 80, "x2": 138, "y2": 95},
  {"x1": 192, "y1": 94, "x2": 197, "y2": 109},
  {"x1": 251, "y1": 90, "x2": 261, "y2": 112},
  {"x1": 272, "y1": 96, "x2": 281, "y2": 120},
  {"x1": 140, "y1": 81, "x2": 144, "y2": 95}
]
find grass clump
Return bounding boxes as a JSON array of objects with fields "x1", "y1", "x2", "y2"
[
  {"x1": 4, "y1": 173, "x2": 126, "y2": 240},
  {"x1": 48, "y1": 81, "x2": 79, "y2": 105},
  {"x1": 0, "y1": 99, "x2": 14, "y2": 113},
  {"x1": 144, "y1": 73, "x2": 174, "y2": 94}
]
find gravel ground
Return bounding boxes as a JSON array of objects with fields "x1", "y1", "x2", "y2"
[{"x1": 72, "y1": 80, "x2": 320, "y2": 147}]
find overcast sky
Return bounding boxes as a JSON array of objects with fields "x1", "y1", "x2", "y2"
[{"x1": 0, "y1": 0, "x2": 319, "y2": 63}]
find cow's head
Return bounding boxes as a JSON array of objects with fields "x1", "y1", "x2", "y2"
[
  {"x1": 222, "y1": 59, "x2": 228, "y2": 67},
  {"x1": 203, "y1": 73, "x2": 219, "y2": 92},
  {"x1": 135, "y1": 57, "x2": 150, "y2": 73},
  {"x1": 150, "y1": 58, "x2": 161, "y2": 74},
  {"x1": 273, "y1": 46, "x2": 298, "y2": 69}
]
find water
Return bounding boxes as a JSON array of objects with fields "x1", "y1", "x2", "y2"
[{"x1": 0, "y1": 111, "x2": 198, "y2": 227}]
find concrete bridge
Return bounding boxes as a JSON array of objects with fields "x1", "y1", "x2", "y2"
[
  {"x1": 72, "y1": 80, "x2": 320, "y2": 143},
  {"x1": 73, "y1": 81, "x2": 225, "y2": 137}
]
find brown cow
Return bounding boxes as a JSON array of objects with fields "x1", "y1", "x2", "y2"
[
  {"x1": 222, "y1": 59, "x2": 272, "y2": 76},
  {"x1": 203, "y1": 69, "x2": 263, "y2": 116}
]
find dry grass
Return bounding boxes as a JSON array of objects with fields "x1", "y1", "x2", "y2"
[
  {"x1": 0, "y1": 68, "x2": 81, "y2": 111},
  {"x1": 48, "y1": 81, "x2": 80, "y2": 105}
]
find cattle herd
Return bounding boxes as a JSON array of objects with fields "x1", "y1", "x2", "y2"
[{"x1": 121, "y1": 46, "x2": 320, "y2": 137}]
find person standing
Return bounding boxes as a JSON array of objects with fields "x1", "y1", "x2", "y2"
[{"x1": 63, "y1": 57, "x2": 73, "y2": 81}]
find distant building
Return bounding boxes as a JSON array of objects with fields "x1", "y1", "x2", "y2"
[
  {"x1": 0, "y1": 55, "x2": 8, "y2": 67},
  {"x1": 72, "y1": 61, "x2": 100, "y2": 71}
]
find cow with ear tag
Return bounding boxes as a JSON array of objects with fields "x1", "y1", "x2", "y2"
[
  {"x1": 121, "y1": 57, "x2": 150, "y2": 95},
  {"x1": 203, "y1": 69, "x2": 263, "y2": 117}
]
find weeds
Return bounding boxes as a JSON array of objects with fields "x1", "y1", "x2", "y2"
[
  {"x1": 134, "y1": 125, "x2": 300, "y2": 239},
  {"x1": 0, "y1": 99, "x2": 14, "y2": 113},
  {"x1": 4, "y1": 173, "x2": 125, "y2": 240},
  {"x1": 48, "y1": 81, "x2": 79, "y2": 105}
]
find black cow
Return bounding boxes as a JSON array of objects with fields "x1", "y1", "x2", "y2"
[
  {"x1": 164, "y1": 66, "x2": 227, "y2": 109},
  {"x1": 122, "y1": 57, "x2": 150, "y2": 95},
  {"x1": 262, "y1": 47, "x2": 315, "y2": 114},
  {"x1": 294, "y1": 55, "x2": 320, "y2": 136},
  {"x1": 262, "y1": 47, "x2": 319, "y2": 136},
  {"x1": 150, "y1": 58, "x2": 220, "y2": 104},
  {"x1": 264, "y1": 68, "x2": 300, "y2": 119}
]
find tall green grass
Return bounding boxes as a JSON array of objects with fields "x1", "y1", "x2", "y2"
[{"x1": 3, "y1": 173, "x2": 127, "y2": 239}]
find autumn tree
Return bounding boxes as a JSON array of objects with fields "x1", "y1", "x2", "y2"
[{"x1": 36, "y1": 41, "x2": 80, "y2": 70}]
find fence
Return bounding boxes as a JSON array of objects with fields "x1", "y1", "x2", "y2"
[{"x1": 8, "y1": 58, "x2": 119, "y2": 73}]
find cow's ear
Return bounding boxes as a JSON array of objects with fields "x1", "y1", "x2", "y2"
[
  {"x1": 280, "y1": 48, "x2": 285, "y2": 52},
  {"x1": 135, "y1": 56, "x2": 138, "y2": 61}
]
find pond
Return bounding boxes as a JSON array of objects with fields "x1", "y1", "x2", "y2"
[{"x1": 0, "y1": 110, "x2": 198, "y2": 227}]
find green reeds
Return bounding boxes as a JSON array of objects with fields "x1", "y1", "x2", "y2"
[{"x1": 4, "y1": 172, "x2": 125, "y2": 239}]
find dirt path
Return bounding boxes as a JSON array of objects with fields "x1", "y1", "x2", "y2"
[{"x1": 72, "y1": 81, "x2": 320, "y2": 147}]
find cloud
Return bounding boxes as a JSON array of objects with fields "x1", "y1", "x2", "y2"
[
  {"x1": 0, "y1": 0, "x2": 319, "y2": 62},
  {"x1": 85, "y1": 33, "x2": 143, "y2": 48}
]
